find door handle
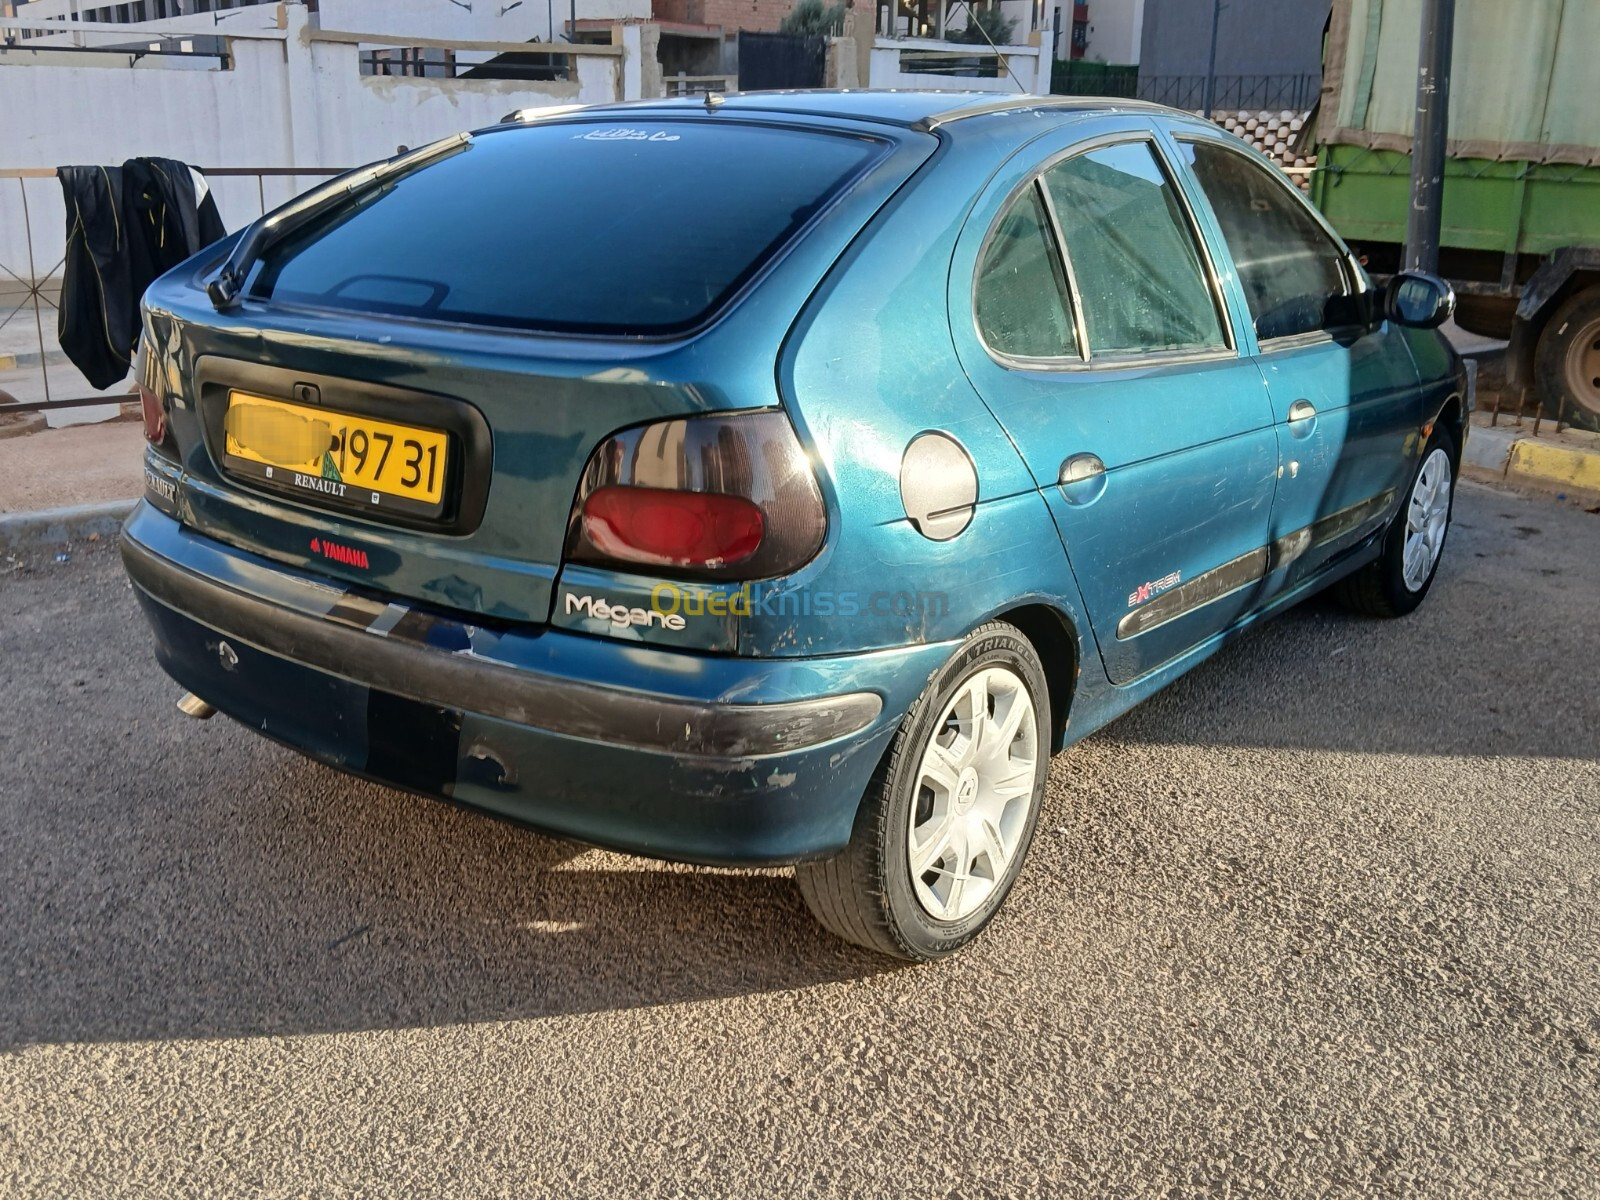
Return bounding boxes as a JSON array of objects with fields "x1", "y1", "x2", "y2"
[
  {"x1": 1059, "y1": 453, "x2": 1106, "y2": 485},
  {"x1": 1287, "y1": 399, "x2": 1317, "y2": 423}
]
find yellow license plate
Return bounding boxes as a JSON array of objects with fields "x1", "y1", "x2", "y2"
[{"x1": 224, "y1": 391, "x2": 449, "y2": 509}]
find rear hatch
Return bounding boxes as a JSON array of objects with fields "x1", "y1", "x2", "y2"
[{"x1": 143, "y1": 113, "x2": 931, "y2": 624}]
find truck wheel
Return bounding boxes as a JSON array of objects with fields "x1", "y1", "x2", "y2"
[
  {"x1": 795, "y1": 622, "x2": 1050, "y2": 961},
  {"x1": 1453, "y1": 293, "x2": 1516, "y2": 342},
  {"x1": 1534, "y1": 285, "x2": 1600, "y2": 433}
]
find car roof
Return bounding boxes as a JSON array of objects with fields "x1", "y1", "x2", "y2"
[{"x1": 560, "y1": 89, "x2": 1176, "y2": 133}]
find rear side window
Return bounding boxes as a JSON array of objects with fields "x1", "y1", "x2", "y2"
[
  {"x1": 1042, "y1": 141, "x2": 1226, "y2": 356},
  {"x1": 974, "y1": 185, "x2": 1078, "y2": 360},
  {"x1": 1178, "y1": 140, "x2": 1354, "y2": 342},
  {"x1": 249, "y1": 121, "x2": 885, "y2": 335}
]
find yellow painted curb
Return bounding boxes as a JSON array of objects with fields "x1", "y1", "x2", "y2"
[
  {"x1": 1506, "y1": 438, "x2": 1600, "y2": 493},
  {"x1": 0, "y1": 354, "x2": 16, "y2": 371}
]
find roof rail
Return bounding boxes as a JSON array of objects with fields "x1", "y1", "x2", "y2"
[
  {"x1": 501, "y1": 103, "x2": 591, "y2": 125},
  {"x1": 914, "y1": 94, "x2": 1168, "y2": 132}
]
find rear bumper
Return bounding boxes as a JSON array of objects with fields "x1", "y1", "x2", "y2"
[{"x1": 120, "y1": 502, "x2": 955, "y2": 865}]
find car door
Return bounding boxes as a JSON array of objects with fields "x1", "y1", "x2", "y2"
[
  {"x1": 1168, "y1": 134, "x2": 1422, "y2": 593},
  {"x1": 950, "y1": 126, "x2": 1281, "y2": 686}
]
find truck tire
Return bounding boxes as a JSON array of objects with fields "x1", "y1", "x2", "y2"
[
  {"x1": 1534, "y1": 285, "x2": 1600, "y2": 433},
  {"x1": 1453, "y1": 293, "x2": 1516, "y2": 342}
]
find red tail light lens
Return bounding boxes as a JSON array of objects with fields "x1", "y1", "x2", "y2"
[
  {"x1": 134, "y1": 336, "x2": 171, "y2": 448},
  {"x1": 582, "y1": 486, "x2": 764, "y2": 570},
  {"x1": 138, "y1": 382, "x2": 166, "y2": 446},
  {"x1": 565, "y1": 411, "x2": 826, "y2": 581}
]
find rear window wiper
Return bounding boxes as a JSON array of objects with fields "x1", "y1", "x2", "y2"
[{"x1": 205, "y1": 132, "x2": 473, "y2": 312}]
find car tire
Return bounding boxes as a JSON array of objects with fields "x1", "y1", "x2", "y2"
[
  {"x1": 1533, "y1": 285, "x2": 1600, "y2": 434},
  {"x1": 795, "y1": 621, "x2": 1050, "y2": 961},
  {"x1": 1336, "y1": 425, "x2": 1457, "y2": 619}
]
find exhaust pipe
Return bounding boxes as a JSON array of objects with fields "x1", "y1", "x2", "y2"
[{"x1": 176, "y1": 692, "x2": 217, "y2": 720}]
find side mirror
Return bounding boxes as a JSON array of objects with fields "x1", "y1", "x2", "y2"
[{"x1": 1384, "y1": 270, "x2": 1455, "y2": 329}]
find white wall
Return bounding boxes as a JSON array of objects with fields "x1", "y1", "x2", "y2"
[
  {"x1": 10, "y1": 0, "x2": 650, "y2": 45},
  {"x1": 868, "y1": 35, "x2": 1046, "y2": 93},
  {"x1": 1083, "y1": 0, "x2": 1143, "y2": 64},
  {"x1": 4, "y1": 36, "x2": 294, "y2": 169},
  {"x1": 0, "y1": 24, "x2": 622, "y2": 243},
  {"x1": 0, "y1": 2, "x2": 637, "y2": 416},
  {"x1": 319, "y1": 0, "x2": 649, "y2": 45}
]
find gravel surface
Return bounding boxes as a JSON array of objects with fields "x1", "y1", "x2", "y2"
[
  {"x1": 1, "y1": 481, "x2": 1597, "y2": 1199},
  {"x1": 0, "y1": 421, "x2": 143, "y2": 512}
]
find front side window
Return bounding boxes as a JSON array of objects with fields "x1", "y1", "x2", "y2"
[
  {"x1": 1178, "y1": 140, "x2": 1356, "y2": 342},
  {"x1": 974, "y1": 184, "x2": 1078, "y2": 360},
  {"x1": 1041, "y1": 141, "x2": 1227, "y2": 356}
]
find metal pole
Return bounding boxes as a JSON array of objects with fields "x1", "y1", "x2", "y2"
[
  {"x1": 19, "y1": 179, "x2": 49, "y2": 406},
  {"x1": 1403, "y1": 0, "x2": 1455, "y2": 272},
  {"x1": 1201, "y1": 0, "x2": 1221, "y2": 118}
]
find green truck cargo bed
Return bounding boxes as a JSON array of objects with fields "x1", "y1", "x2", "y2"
[
  {"x1": 1312, "y1": 0, "x2": 1600, "y2": 258},
  {"x1": 1312, "y1": 148, "x2": 1600, "y2": 258}
]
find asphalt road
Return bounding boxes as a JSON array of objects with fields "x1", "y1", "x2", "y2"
[{"x1": 2, "y1": 481, "x2": 1597, "y2": 1199}]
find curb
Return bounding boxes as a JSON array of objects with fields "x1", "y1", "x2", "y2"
[
  {"x1": 1506, "y1": 438, "x2": 1600, "y2": 493},
  {"x1": 0, "y1": 350, "x2": 70, "y2": 370},
  {"x1": 1463, "y1": 421, "x2": 1600, "y2": 497},
  {"x1": 0, "y1": 411, "x2": 48, "y2": 440},
  {"x1": 0, "y1": 499, "x2": 136, "y2": 552}
]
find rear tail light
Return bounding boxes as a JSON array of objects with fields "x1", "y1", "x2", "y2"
[
  {"x1": 134, "y1": 336, "x2": 171, "y2": 450},
  {"x1": 138, "y1": 382, "x2": 166, "y2": 446},
  {"x1": 582, "y1": 486, "x2": 765, "y2": 569},
  {"x1": 565, "y1": 411, "x2": 826, "y2": 581}
]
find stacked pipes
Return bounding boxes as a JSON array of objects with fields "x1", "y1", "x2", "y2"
[{"x1": 1208, "y1": 110, "x2": 1314, "y2": 190}]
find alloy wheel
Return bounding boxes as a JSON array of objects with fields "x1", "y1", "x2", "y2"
[
  {"x1": 907, "y1": 665, "x2": 1040, "y2": 922},
  {"x1": 1403, "y1": 446, "x2": 1453, "y2": 592}
]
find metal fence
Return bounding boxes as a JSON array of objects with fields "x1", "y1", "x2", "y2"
[
  {"x1": 1050, "y1": 60, "x2": 1139, "y2": 98},
  {"x1": 0, "y1": 166, "x2": 345, "y2": 416},
  {"x1": 1137, "y1": 72, "x2": 1321, "y2": 113},
  {"x1": 662, "y1": 72, "x2": 737, "y2": 97},
  {"x1": 899, "y1": 48, "x2": 1007, "y2": 78},
  {"x1": 360, "y1": 44, "x2": 579, "y2": 82}
]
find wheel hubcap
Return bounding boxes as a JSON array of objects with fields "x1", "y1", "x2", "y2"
[
  {"x1": 1565, "y1": 316, "x2": 1600, "y2": 419},
  {"x1": 907, "y1": 665, "x2": 1040, "y2": 923},
  {"x1": 1402, "y1": 446, "x2": 1452, "y2": 592}
]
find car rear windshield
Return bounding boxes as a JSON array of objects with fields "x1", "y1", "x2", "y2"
[{"x1": 247, "y1": 120, "x2": 885, "y2": 336}]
